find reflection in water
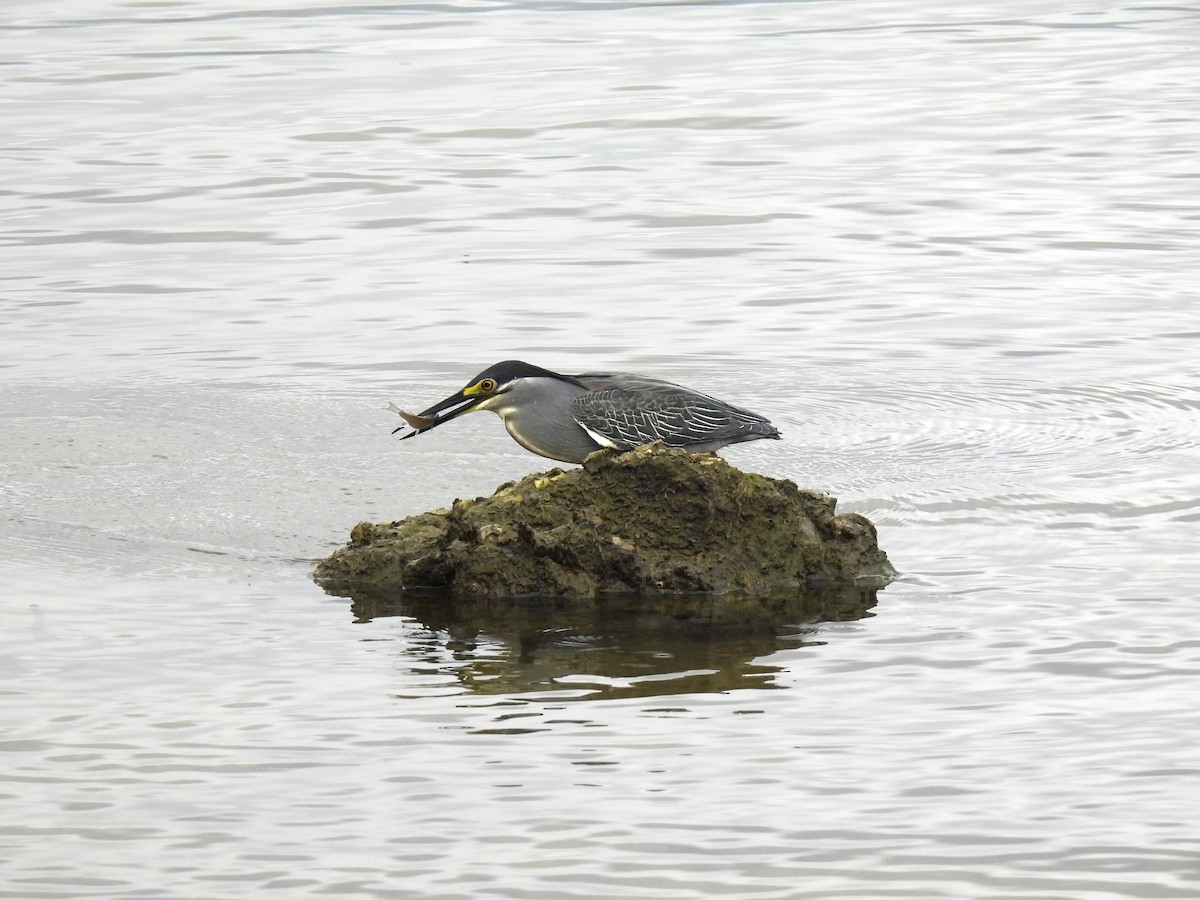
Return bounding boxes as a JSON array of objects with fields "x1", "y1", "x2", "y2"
[{"x1": 341, "y1": 584, "x2": 882, "y2": 701}]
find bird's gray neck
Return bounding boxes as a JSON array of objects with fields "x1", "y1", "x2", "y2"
[{"x1": 493, "y1": 376, "x2": 598, "y2": 463}]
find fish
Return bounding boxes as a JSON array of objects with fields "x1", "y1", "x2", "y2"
[{"x1": 388, "y1": 402, "x2": 439, "y2": 437}]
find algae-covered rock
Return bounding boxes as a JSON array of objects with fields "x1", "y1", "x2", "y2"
[{"x1": 314, "y1": 442, "x2": 896, "y2": 598}]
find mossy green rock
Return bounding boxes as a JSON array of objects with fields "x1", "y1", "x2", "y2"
[{"x1": 314, "y1": 442, "x2": 896, "y2": 598}]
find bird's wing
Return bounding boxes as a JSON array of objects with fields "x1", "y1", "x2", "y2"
[{"x1": 570, "y1": 375, "x2": 776, "y2": 450}]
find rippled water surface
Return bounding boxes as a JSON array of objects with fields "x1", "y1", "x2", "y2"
[{"x1": 3, "y1": 1, "x2": 1199, "y2": 897}]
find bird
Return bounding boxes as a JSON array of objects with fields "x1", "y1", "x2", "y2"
[{"x1": 391, "y1": 360, "x2": 781, "y2": 464}]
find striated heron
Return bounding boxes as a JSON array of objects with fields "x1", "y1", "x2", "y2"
[{"x1": 392, "y1": 360, "x2": 780, "y2": 464}]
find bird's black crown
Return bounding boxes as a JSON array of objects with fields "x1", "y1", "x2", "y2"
[{"x1": 468, "y1": 360, "x2": 581, "y2": 387}]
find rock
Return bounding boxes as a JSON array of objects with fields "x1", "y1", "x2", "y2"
[{"x1": 314, "y1": 442, "x2": 896, "y2": 599}]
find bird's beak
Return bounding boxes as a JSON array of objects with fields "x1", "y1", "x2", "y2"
[{"x1": 392, "y1": 383, "x2": 488, "y2": 439}]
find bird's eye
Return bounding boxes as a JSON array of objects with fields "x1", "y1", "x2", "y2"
[{"x1": 479, "y1": 378, "x2": 497, "y2": 393}]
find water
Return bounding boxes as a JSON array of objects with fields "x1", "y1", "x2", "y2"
[{"x1": 3, "y1": 1, "x2": 1199, "y2": 897}]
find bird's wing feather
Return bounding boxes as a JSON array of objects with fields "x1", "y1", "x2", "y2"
[{"x1": 570, "y1": 376, "x2": 777, "y2": 450}]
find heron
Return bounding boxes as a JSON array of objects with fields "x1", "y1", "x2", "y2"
[{"x1": 392, "y1": 360, "x2": 780, "y2": 464}]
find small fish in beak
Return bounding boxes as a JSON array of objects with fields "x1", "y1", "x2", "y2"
[
  {"x1": 389, "y1": 366, "x2": 512, "y2": 442},
  {"x1": 388, "y1": 402, "x2": 439, "y2": 433},
  {"x1": 388, "y1": 386, "x2": 486, "y2": 441}
]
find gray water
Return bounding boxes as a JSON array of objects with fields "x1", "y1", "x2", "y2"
[{"x1": 3, "y1": 1, "x2": 1199, "y2": 897}]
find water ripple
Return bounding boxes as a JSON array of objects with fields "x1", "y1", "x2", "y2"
[{"x1": 3, "y1": 2, "x2": 1199, "y2": 898}]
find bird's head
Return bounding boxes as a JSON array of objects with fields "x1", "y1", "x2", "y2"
[{"x1": 394, "y1": 360, "x2": 578, "y2": 438}]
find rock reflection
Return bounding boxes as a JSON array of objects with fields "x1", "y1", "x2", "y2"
[{"x1": 340, "y1": 583, "x2": 883, "y2": 699}]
